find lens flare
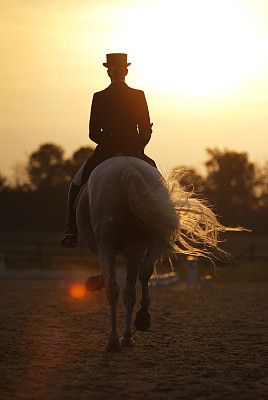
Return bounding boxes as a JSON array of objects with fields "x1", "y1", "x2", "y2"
[{"x1": 70, "y1": 283, "x2": 86, "y2": 299}]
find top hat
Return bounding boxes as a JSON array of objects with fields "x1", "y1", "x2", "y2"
[{"x1": 103, "y1": 53, "x2": 131, "y2": 68}]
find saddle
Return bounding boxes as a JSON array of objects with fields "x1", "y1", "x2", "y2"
[{"x1": 81, "y1": 152, "x2": 157, "y2": 186}]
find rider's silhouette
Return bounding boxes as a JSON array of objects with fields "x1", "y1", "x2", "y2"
[{"x1": 61, "y1": 53, "x2": 156, "y2": 248}]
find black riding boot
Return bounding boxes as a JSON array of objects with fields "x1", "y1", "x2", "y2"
[{"x1": 60, "y1": 182, "x2": 81, "y2": 248}]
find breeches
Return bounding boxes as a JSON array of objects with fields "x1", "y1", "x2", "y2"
[
  {"x1": 72, "y1": 161, "x2": 87, "y2": 186},
  {"x1": 72, "y1": 156, "x2": 97, "y2": 186}
]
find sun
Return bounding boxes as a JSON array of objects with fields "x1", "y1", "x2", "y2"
[
  {"x1": 70, "y1": 283, "x2": 86, "y2": 299},
  {"x1": 110, "y1": 0, "x2": 266, "y2": 98}
]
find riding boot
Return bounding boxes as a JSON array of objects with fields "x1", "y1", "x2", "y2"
[{"x1": 60, "y1": 182, "x2": 81, "y2": 248}]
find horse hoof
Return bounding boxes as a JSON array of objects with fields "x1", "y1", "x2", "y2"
[
  {"x1": 85, "y1": 274, "x2": 105, "y2": 291},
  {"x1": 120, "y1": 337, "x2": 135, "y2": 348},
  {"x1": 106, "y1": 340, "x2": 121, "y2": 352},
  {"x1": 134, "y1": 309, "x2": 151, "y2": 331}
]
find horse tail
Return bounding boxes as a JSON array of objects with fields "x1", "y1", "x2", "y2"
[
  {"x1": 121, "y1": 167, "x2": 243, "y2": 261},
  {"x1": 120, "y1": 168, "x2": 179, "y2": 257},
  {"x1": 167, "y1": 176, "x2": 244, "y2": 260}
]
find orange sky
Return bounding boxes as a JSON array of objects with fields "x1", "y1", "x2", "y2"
[{"x1": 0, "y1": 0, "x2": 267, "y2": 182}]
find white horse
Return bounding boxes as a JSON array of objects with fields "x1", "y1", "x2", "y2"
[{"x1": 76, "y1": 156, "x2": 233, "y2": 351}]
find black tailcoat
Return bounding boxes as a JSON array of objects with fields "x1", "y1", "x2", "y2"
[{"x1": 89, "y1": 81, "x2": 152, "y2": 157}]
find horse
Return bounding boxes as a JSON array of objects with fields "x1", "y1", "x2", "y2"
[{"x1": 76, "y1": 156, "x2": 233, "y2": 351}]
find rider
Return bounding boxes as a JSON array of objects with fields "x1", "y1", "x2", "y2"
[{"x1": 61, "y1": 53, "x2": 156, "y2": 248}]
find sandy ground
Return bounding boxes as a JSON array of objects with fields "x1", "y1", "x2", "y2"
[{"x1": 0, "y1": 280, "x2": 267, "y2": 400}]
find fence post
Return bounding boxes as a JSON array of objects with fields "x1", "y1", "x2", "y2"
[
  {"x1": 250, "y1": 242, "x2": 255, "y2": 263},
  {"x1": 0, "y1": 253, "x2": 5, "y2": 271},
  {"x1": 187, "y1": 256, "x2": 198, "y2": 288}
]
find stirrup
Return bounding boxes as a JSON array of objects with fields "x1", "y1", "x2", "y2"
[{"x1": 60, "y1": 233, "x2": 77, "y2": 248}]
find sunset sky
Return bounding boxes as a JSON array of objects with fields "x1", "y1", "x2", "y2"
[{"x1": 1, "y1": 0, "x2": 267, "y2": 181}]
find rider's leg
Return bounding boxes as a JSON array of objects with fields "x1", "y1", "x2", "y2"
[
  {"x1": 60, "y1": 160, "x2": 88, "y2": 248},
  {"x1": 60, "y1": 181, "x2": 81, "y2": 248},
  {"x1": 81, "y1": 153, "x2": 98, "y2": 185},
  {"x1": 61, "y1": 154, "x2": 98, "y2": 248}
]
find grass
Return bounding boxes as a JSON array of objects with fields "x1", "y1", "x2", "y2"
[
  {"x1": 3, "y1": 253, "x2": 100, "y2": 271},
  {"x1": 1, "y1": 253, "x2": 268, "y2": 282}
]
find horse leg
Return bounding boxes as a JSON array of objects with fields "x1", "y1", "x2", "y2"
[
  {"x1": 99, "y1": 248, "x2": 121, "y2": 352},
  {"x1": 121, "y1": 256, "x2": 139, "y2": 347},
  {"x1": 134, "y1": 252, "x2": 155, "y2": 331}
]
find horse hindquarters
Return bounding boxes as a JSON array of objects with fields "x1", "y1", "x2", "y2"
[
  {"x1": 120, "y1": 169, "x2": 177, "y2": 332},
  {"x1": 120, "y1": 168, "x2": 178, "y2": 258}
]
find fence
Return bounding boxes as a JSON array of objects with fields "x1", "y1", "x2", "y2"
[
  {"x1": 0, "y1": 233, "x2": 267, "y2": 271},
  {"x1": 0, "y1": 239, "x2": 99, "y2": 270},
  {"x1": 236, "y1": 242, "x2": 268, "y2": 262}
]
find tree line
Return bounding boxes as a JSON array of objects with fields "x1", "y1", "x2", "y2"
[{"x1": 0, "y1": 143, "x2": 267, "y2": 233}]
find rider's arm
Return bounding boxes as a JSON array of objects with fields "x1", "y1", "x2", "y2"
[
  {"x1": 89, "y1": 93, "x2": 103, "y2": 144},
  {"x1": 136, "y1": 91, "x2": 153, "y2": 148}
]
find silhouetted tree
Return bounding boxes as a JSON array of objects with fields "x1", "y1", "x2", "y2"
[
  {"x1": 204, "y1": 148, "x2": 257, "y2": 226},
  {"x1": 253, "y1": 161, "x2": 268, "y2": 232},
  {"x1": 0, "y1": 173, "x2": 8, "y2": 192},
  {"x1": 255, "y1": 161, "x2": 268, "y2": 207},
  {"x1": 27, "y1": 143, "x2": 70, "y2": 191},
  {"x1": 65, "y1": 146, "x2": 94, "y2": 178},
  {"x1": 2, "y1": 142, "x2": 267, "y2": 232},
  {"x1": 10, "y1": 162, "x2": 30, "y2": 191},
  {"x1": 1, "y1": 143, "x2": 95, "y2": 230},
  {"x1": 72, "y1": 146, "x2": 94, "y2": 167}
]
